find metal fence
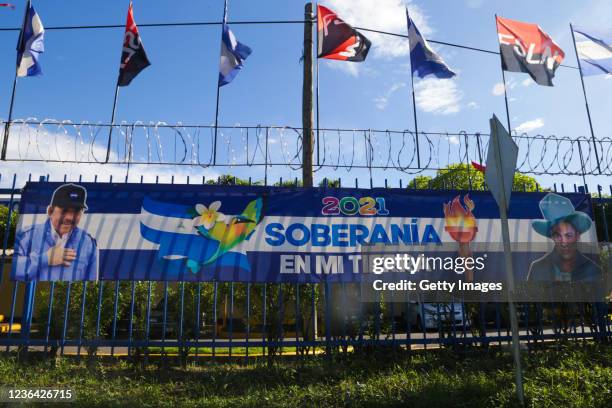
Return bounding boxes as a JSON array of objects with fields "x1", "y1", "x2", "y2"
[
  {"x1": 2, "y1": 120, "x2": 612, "y2": 176},
  {"x1": 0, "y1": 172, "x2": 611, "y2": 363}
]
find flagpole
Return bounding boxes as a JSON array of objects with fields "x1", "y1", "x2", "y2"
[
  {"x1": 213, "y1": 80, "x2": 221, "y2": 166},
  {"x1": 213, "y1": 0, "x2": 229, "y2": 166},
  {"x1": 315, "y1": 38, "x2": 320, "y2": 165},
  {"x1": 105, "y1": 84, "x2": 120, "y2": 163},
  {"x1": 1, "y1": 75, "x2": 18, "y2": 161},
  {"x1": 570, "y1": 23, "x2": 602, "y2": 174},
  {"x1": 1, "y1": 0, "x2": 30, "y2": 161},
  {"x1": 406, "y1": 9, "x2": 420, "y2": 169},
  {"x1": 495, "y1": 15, "x2": 512, "y2": 134}
]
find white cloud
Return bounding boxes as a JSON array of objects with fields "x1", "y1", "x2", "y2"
[
  {"x1": 447, "y1": 136, "x2": 460, "y2": 145},
  {"x1": 492, "y1": 78, "x2": 517, "y2": 96},
  {"x1": 467, "y1": 101, "x2": 478, "y2": 109},
  {"x1": 414, "y1": 78, "x2": 462, "y2": 115},
  {"x1": 491, "y1": 78, "x2": 520, "y2": 96},
  {"x1": 324, "y1": 60, "x2": 361, "y2": 77},
  {"x1": 521, "y1": 78, "x2": 533, "y2": 87},
  {"x1": 492, "y1": 82, "x2": 505, "y2": 96},
  {"x1": 514, "y1": 118, "x2": 544, "y2": 134},
  {"x1": 0, "y1": 124, "x2": 220, "y2": 187},
  {"x1": 325, "y1": 0, "x2": 430, "y2": 59},
  {"x1": 374, "y1": 82, "x2": 407, "y2": 110}
]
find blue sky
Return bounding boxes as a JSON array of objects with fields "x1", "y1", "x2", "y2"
[{"x1": 0, "y1": 0, "x2": 610, "y2": 190}]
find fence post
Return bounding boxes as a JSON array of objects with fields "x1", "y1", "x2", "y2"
[
  {"x1": 19, "y1": 281, "x2": 36, "y2": 359},
  {"x1": 324, "y1": 279, "x2": 331, "y2": 359},
  {"x1": 0, "y1": 174, "x2": 18, "y2": 286}
]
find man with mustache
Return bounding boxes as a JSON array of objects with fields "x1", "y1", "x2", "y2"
[{"x1": 13, "y1": 183, "x2": 98, "y2": 281}]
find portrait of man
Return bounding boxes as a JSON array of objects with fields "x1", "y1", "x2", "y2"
[
  {"x1": 527, "y1": 193, "x2": 600, "y2": 282},
  {"x1": 12, "y1": 183, "x2": 98, "y2": 281}
]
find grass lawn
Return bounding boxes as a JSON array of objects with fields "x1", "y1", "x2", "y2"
[{"x1": 0, "y1": 343, "x2": 610, "y2": 407}]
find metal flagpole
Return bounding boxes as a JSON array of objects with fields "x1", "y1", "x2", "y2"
[
  {"x1": 213, "y1": 80, "x2": 221, "y2": 166},
  {"x1": 1, "y1": 75, "x2": 18, "y2": 161},
  {"x1": 213, "y1": 0, "x2": 229, "y2": 166},
  {"x1": 1, "y1": 0, "x2": 30, "y2": 161},
  {"x1": 570, "y1": 23, "x2": 602, "y2": 174},
  {"x1": 105, "y1": 84, "x2": 120, "y2": 163},
  {"x1": 406, "y1": 9, "x2": 420, "y2": 168},
  {"x1": 315, "y1": 17, "x2": 320, "y2": 166},
  {"x1": 495, "y1": 15, "x2": 512, "y2": 134}
]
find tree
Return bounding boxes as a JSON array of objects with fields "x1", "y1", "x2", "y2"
[
  {"x1": 408, "y1": 163, "x2": 541, "y2": 192},
  {"x1": 205, "y1": 175, "x2": 256, "y2": 186},
  {"x1": 0, "y1": 205, "x2": 18, "y2": 249},
  {"x1": 273, "y1": 177, "x2": 341, "y2": 187}
]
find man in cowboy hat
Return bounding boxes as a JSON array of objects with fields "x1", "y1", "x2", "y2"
[
  {"x1": 527, "y1": 193, "x2": 600, "y2": 282},
  {"x1": 12, "y1": 183, "x2": 98, "y2": 281}
]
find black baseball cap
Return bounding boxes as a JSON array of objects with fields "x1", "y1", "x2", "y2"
[{"x1": 50, "y1": 184, "x2": 88, "y2": 210}]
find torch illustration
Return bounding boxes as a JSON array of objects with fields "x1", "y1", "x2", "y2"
[
  {"x1": 443, "y1": 194, "x2": 478, "y2": 243},
  {"x1": 443, "y1": 195, "x2": 478, "y2": 280}
]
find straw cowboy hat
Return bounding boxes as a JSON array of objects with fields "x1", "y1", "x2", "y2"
[{"x1": 532, "y1": 193, "x2": 592, "y2": 237}]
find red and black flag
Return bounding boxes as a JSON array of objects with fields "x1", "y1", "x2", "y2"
[
  {"x1": 117, "y1": 2, "x2": 150, "y2": 87},
  {"x1": 317, "y1": 5, "x2": 371, "y2": 62},
  {"x1": 496, "y1": 16, "x2": 564, "y2": 86}
]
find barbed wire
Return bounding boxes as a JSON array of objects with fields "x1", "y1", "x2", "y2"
[{"x1": 1, "y1": 119, "x2": 610, "y2": 176}]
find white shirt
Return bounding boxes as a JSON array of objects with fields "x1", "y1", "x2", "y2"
[{"x1": 51, "y1": 228, "x2": 71, "y2": 248}]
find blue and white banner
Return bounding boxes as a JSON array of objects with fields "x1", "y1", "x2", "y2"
[
  {"x1": 406, "y1": 9, "x2": 455, "y2": 79},
  {"x1": 16, "y1": 0, "x2": 44, "y2": 77},
  {"x1": 573, "y1": 26, "x2": 612, "y2": 76},
  {"x1": 11, "y1": 182, "x2": 601, "y2": 284},
  {"x1": 218, "y1": 0, "x2": 251, "y2": 87}
]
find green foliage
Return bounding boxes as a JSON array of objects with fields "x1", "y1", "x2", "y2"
[
  {"x1": 273, "y1": 177, "x2": 341, "y2": 187},
  {"x1": 274, "y1": 178, "x2": 301, "y2": 187},
  {"x1": 0, "y1": 205, "x2": 18, "y2": 248},
  {"x1": 319, "y1": 178, "x2": 341, "y2": 188},
  {"x1": 205, "y1": 175, "x2": 256, "y2": 186},
  {"x1": 408, "y1": 163, "x2": 541, "y2": 192},
  {"x1": 34, "y1": 281, "x2": 156, "y2": 357}
]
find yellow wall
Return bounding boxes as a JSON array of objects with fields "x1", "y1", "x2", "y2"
[{"x1": 1, "y1": 259, "x2": 25, "y2": 318}]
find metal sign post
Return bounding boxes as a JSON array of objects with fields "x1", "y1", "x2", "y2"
[{"x1": 486, "y1": 115, "x2": 525, "y2": 406}]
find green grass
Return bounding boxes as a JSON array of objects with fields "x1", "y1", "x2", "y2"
[{"x1": 0, "y1": 343, "x2": 611, "y2": 407}]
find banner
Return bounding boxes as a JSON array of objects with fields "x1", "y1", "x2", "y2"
[
  {"x1": 317, "y1": 4, "x2": 371, "y2": 62},
  {"x1": 496, "y1": 16, "x2": 564, "y2": 86},
  {"x1": 11, "y1": 183, "x2": 603, "y2": 300},
  {"x1": 117, "y1": 2, "x2": 150, "y2": 87}
]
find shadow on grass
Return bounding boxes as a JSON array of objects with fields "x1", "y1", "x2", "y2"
[{"x1": 0, "y1": 343, "x2": 610, "y2": 407}]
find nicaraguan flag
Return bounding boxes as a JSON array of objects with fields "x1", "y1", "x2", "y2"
[
  {"x1": 573, "y1": 27, "x2": 612, "y2": 76},
  {"x1": 139, "y1": 196, "x2": 254, "y2": 277},
  {"x1": 140, "y1": 197, "x2": 220, "y2": 267},
  {"x1": 406, "y1": 9, "x2": 455, "y2": 79},
  {"x1": 16, "y1": 0, "x2": 44, "y2": 77},
  {"x1": 218, "y1": 1, "x2": 252, "y2": 87}
]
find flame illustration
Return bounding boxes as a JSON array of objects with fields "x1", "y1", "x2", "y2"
[{"x1": 443, "y1": 194, "x2": 478, "y2": 243}]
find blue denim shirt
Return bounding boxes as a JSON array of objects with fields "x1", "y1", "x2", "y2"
[{"x1": 12, "y1": 219, "x2": 98, "y2": 281}]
